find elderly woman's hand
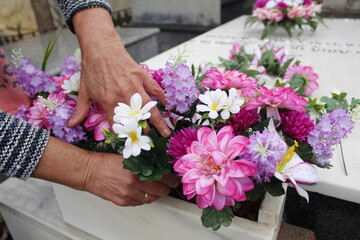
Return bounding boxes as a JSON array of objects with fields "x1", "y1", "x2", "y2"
[
  {"x1": 83, "y1": 152, "x2": 178, "y2": 206},
  {"x1": 68, "y1": 8, "x2": 170, "y2": 137}
]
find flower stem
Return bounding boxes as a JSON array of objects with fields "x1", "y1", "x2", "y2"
[{"x1": 339, "y1": 139, "x2": 348, "y2": 176}]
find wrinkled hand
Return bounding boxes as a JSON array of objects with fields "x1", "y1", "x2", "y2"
[
  {"x1": 84, "y1": 152, "x2": 179, "y2": 206},
  {"x1": 69, "y1": 8, "x2": 170, "y2": 137}
]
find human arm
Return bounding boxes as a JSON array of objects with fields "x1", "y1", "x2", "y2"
[
  {"x1": 0, "y1": 111, "x2": 177, "y2": 205},
  {"x1": 56, "y1": 1, "x2": 171, "y2": 137}
]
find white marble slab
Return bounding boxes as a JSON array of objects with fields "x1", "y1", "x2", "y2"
[
  {"x1": 144, "y1": 16, "x2": 360, "y2": 204},
  {"x1": 0, "y1": 178, "x2": 100, "y2": 240}
]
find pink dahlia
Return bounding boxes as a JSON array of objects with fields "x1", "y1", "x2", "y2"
[
  {"x1": 280, "y1": 111, "x2": 315, "y2": 141},
  {"x1": 287, "y1": 6, "x2": 306, "y2": 20},
  {"x1": 173, "y1": 126, "x2": 257, "y2": 211},
  {"x1": 202, "y1": 69, "x2": 257, "y2": 91},
  {"x1": 227, "y1": 108, "x2": 260, "y2": 135},
  {"x1": 284, "y1": 65, "x2": 319, "y2": 97},
  {"x1": 84, "y1": 102, "x2": 110, "y2": 141},
  {"x1": 252, "y1": 8, "x2": 268, "y2": 21},
  {"x1": 246, "y1": 86, "x2": 308, "y2": 121},
  {"x1": 167, "y1": 127, "x2": 198, "y2": 161}
]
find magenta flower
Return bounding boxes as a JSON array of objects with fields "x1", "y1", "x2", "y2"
[
  {"x1": 254, "y1": 0, "x2": 269, "y2": 9},
  {"x1": 303, "y1": 0, "x2": 313, "y2": 5},
  {"x1": 173, "y1": 126, "x2": 257, "y2": 211},
  {"x1": 227, "y1": 108, "x2": 260, "y2": 135},
  {"x1": 284, "y1": 65, "x2": 319, "y2": 96},
  {"x1": 84, "y1": 102, "x2": 110, "y2": 141},
  {"x1": 202, "y1": 69, "x2": 257, "y2": 91},
  {"x1": 167, "y1": 127, "x2": 198, "y2": 161},
  {"x1": 246, "y1": 86, "x2": 308, "y2": 121},
  {"x1": 280, "y1": 111, "x2": 314, "y2": 141}
]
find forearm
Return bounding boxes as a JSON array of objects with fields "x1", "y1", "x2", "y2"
[
  {"x1": 31, "y1": 136, "x2": 94, "y2": 191},
  {"x1": 56, "y1": 0, "x2": 112, "y2": 33}
]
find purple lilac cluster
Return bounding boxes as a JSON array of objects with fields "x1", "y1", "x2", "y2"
[
  {"x1": 61, "y1": 56, "x2": 81, "y2": 75},
  {"x1": 13, "y1": 58, "x2": 57, "y2": 97},
  {"x1": 47, "y1": 105, "x2": 87, "y2": 143},
  {"x1": 244, "y1": 129, "x2": 288, "y2": 183},
  {"x1": 158, "y1": 62, "x2": 199, "y2": 113},
  {"x1": 307, "y1": 108, "x2": 354, "y2": 166}
]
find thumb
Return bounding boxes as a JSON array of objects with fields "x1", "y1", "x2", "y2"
[{"x1": 67, "y1": 94, "x2": 92, "y2": 127}]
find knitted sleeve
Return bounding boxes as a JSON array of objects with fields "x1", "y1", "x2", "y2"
[
  {"x1": 0, "y1": 111, "x2": 50, "y2": 180},
  {"x1": 56, "y1": 0, "x2": 112, "y2": 33}
]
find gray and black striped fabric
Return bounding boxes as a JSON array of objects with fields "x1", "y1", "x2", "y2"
[
  {"x1": 57, "y1": 0, "x2": 112, "y2": 33},
  {"x1": 0, "y1": 111, "x2": 49, "y2": 180}
]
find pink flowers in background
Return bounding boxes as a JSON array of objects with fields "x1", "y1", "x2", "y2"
[
  {"x1": 173, "y1": 126, "x2": 257, "y2": 211},
  {"x1": 284, "y1": 64, "x2": 319, "y2": 96},
  {"x1": 267, "y1": 8, "x2": 285, "y2": 22},
  {"x1": 247, "y1": 0, "x2": 324, "y2": 39}
]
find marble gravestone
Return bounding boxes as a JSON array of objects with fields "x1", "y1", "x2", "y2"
[{"x1": 144, "y1": 16, "x2": 360, "y2": 204}]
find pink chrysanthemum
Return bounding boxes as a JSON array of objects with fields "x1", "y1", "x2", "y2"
[
  {"x1": 227, "y1": 108, "x2": 260, "y2": 135},
  {"x1": 173, "y1": 126, "x2": 257, "y2": 211},
  {"x1": 280, "y1": 111, "x2": 315, "y2": 141},
  {"x1": 284, "y1": 65, "x2": 319, "y2": 97},
  {"x1": 202, "y1": 69, "x2": 257, "y2": 91},
  {"x1": 167, "y1": 127, "x2": 198, "y2": 161}
]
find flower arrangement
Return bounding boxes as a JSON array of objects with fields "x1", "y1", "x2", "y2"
[
  {"x1": 246, "y1": 0, "x2": 325, "y2": 39},
  {"x1": 11, "y1": 42, "x2": 359, "y2": 231}
]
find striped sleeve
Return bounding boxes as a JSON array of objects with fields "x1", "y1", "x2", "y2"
[
  {"x1": 0, "y1": 111, "x2": 50, "y2": 180},
  {"x1": 56, "y1": 0, "x2": 112, "y2": 33}
]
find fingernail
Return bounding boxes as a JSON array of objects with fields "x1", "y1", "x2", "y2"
[
  {"x1": 67, "y1": 119, "x2": 74, "y2": 127},
  {"x1": 163, "y1": 128, "x2": 171, "y2": 137}
]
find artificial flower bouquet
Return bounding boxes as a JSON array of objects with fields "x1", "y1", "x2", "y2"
[
  {"x1": 246, "y1": 0, "x2": 324, "y2": 39},
  {"x1": 11, "y1": 42, "x2": 359, "y2": 231}
]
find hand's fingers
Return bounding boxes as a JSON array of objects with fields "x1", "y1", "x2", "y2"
[
  {"x1": 143, "y1": 74, "x2": 167, "y2": 106},
  {"x1": 67, "y1": 89, "x2": 92, "y2": 127},
  {"x1": 139, "y1": 91, "x2": 170, "y2": 137},
  {"x1": 160, "y1": 173, "x2": 180, "y2": 188},
  {"x1": 139, "y1": 181, "x2": 171, "y2": 197},
  {"x1": 111, "y1": 196, "x2": 143, "y2": 206}
]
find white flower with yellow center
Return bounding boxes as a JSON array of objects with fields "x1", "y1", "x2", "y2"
[
  {"x1": 113, "y1": 93, "x2": 157, "y2": 124},
  {"x1": 221, "y1": 88, "x2": 244, "y2": 119},
  {"x1": 197, "y1": 89, "x2": 228, "y2": 119},
  {"x1": 112, "y1": 120, "x2": 152, "y2": 158}
]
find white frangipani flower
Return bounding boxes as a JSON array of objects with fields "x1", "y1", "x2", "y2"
[
  {"x1": 112, "y1": 120, "x2": 152, "y2": 158},
  {"x1": 196, "y1": 89, "x2": 228, "y2": 119},
  {"x1": 113, "y1": 93, "x2": 157, "y2": 124},
  {"x1": 221, "y1": 88, "x2": 244, "y2": 120},
  {"x1": 62, "y1": 71, "x2": 80, "y2": 94}
]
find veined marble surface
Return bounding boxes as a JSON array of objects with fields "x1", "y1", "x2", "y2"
[{"x1": 144, "y1": 16, "x2": 360, "y2": 204}]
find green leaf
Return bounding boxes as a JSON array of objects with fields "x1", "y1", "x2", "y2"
[
  {"x1": 289, "y1": 74, "x2": 306, "y2": 94},
  {"x1": 279, "y1": 58, "x2": 294, "y2": 77},
  {"x1": 201, "y1": 207, "x2": 234, "y2": 231},
  {"x1": 265, "y1": 180, "x2": 285, "y2": 197},
  {"x1": 138, "y1": 120, "x2": 148, "y2": 129},
  {"x1": 246, "y1": 183, "x2": 266, "y2": 201},
  {"x1": 261, "y1": 22, "x2": 278, "y2": 40},
  {"x1": 41, "y1": 32, "x2": 61, "y2": 71},
  {"x1": 242, "y1": 69, "x2": 260, "y2": 78}
]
